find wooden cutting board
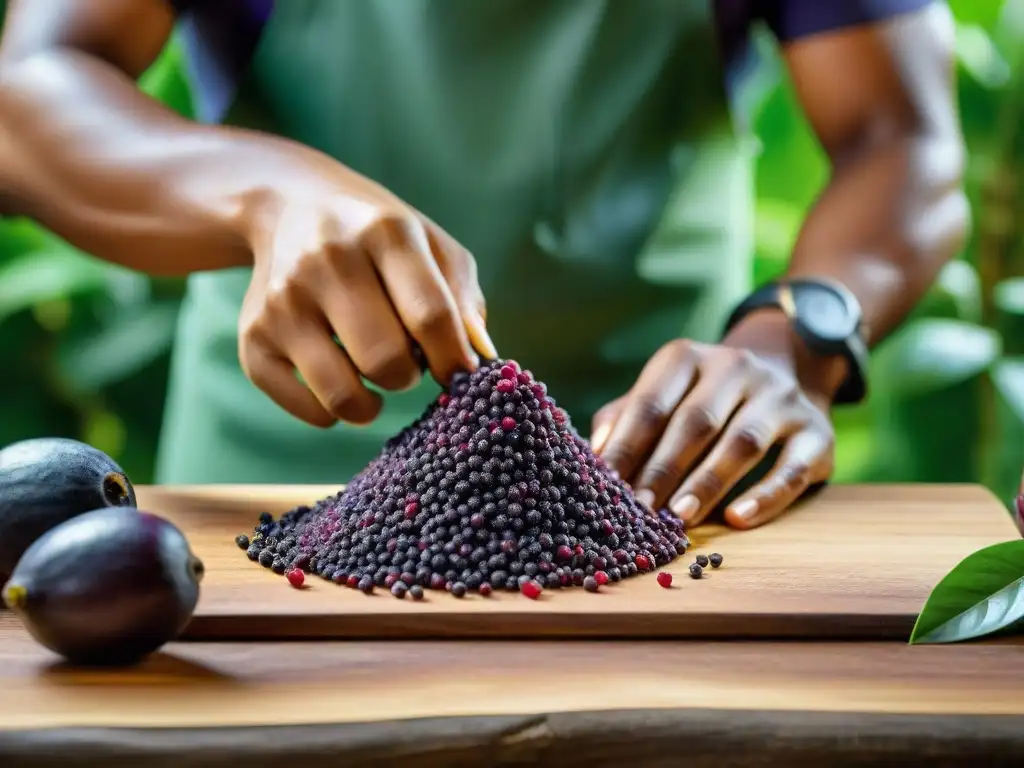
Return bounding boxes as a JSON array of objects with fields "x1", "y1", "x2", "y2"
[{"x1": 128, "y1": 483, "x2": 1017, "y2": 641}]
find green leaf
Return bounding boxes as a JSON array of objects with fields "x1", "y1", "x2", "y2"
[
  {"x1": 910, "y1": 539, "x2": 1024, "y2": 644},
  {"x1": 0, "y1": 249, "x2": 113, "y2": 324},
  {"x1": 870, "y1": 318, "x2": 1001, "y2": 398},
  {"x1": 56, "y1": 300, "x2": 180, "y2": 391}
]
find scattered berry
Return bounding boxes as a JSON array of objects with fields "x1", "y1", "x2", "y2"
[
  {"x1": 235, "y1": 534, "x2": 250, "y2": 550},
  {"x1": 451, "y1": 581, "x2": 468, "y2": 598},
  {"x1": 583, "y1": 575, "x2": 599, "y2": 592},
  {"x1": 688, "y1": 563, "x2": 703, "y2": 579},
  {"x1": 286, "y1": 569, "x2": 305, "y2": 588},
  {"x1": 409, "y1": 585, "x2": 425, "y2": 601},
  {"x1": 521, "y1": 580, "x2": 543, "y2": 600},
  {"x1": 657, "y1": 572, "x2": 673, "y2": 588},
  {"x1": 709, "y1": 553, "x2": 724, "y2": 568},
  {"x1": 236, "y1": 359, "x2": 688, "y2": 597},
  {"x1": 695, "y1": 554, "x2": 709, "y2": 568},
  {"x1": 391, "y1": 581, "x2": 408, "y2": 599}
]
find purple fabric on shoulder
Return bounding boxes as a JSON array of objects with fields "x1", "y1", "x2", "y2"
[
  {"x1": 173, "y1": 0, "x2": 936, "y2": 125},
  {"x1": 764, "y1": 0, "x2": 935, "y2": 42}
]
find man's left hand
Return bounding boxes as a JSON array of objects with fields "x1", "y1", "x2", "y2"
[{"x1": 591, "y1": 338, "x2": 835, "y2": 529}]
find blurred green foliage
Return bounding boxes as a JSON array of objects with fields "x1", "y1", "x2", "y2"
[{"x1": 0, "y1": 2, "x2": 1021, "y2": 507}]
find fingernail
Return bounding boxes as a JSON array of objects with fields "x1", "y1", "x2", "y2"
[
  {"x1": 635, "y1": 489, "x2": 655, "y2": 511},
  {"x1": 729, "y1": 498, "x2": 758, "y2": 520},
  {"x1": 590, "y1": 422, "x2": 611, "y2": 454},
  {"x1": 467, "y1": 312, "x2": 498, "y2": 361},
  {"x1": 670, "y1": 494, "x2": 700, "y2": 520}
]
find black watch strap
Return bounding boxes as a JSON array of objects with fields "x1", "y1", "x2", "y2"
[{"x1": 723, "y1": 278, "x2": 869, "y2": 405}]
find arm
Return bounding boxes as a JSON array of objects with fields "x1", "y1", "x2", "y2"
[
  {"x1": 0, "y1": 0, "x2": 270, "y2": 273},
  {"x1": 723, "y1": 2, "x2": 968, "y2": 398},
  {"x1": 593, "y1": 2, "x2": 967, "y2": 528},
  {"x1": 0, "y1": 0, "x2": 492, "y2": 425}
]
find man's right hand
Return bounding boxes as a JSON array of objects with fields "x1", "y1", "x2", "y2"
[{"x1": 237, "y1": 167, "x2": 497, "y2": 428}]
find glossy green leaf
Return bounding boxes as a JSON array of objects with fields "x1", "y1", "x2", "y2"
[
  {"x1": 0, "y1": 249, "x2": 112, "y2": 324},
  {"x1": 870, "y1": 318, "x2": 1001, "y2": 398},
  {"x1": 56, "y1": 301, "x2": 181, "y2": 392},
  {"x1": 910, "y1": 539, "x2": 1024, "y2": 644}
]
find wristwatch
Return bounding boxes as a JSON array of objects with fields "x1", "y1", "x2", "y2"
[{"x1": 722, "y1": 277, "x2": 869, "y2": 405}]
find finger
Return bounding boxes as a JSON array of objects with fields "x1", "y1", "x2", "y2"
[
  {"x1": 668, "y1": 399, "x2": 786, "y2": 526},
  {"x1": 636, "y1": 370, "x2": 747, "y2": 514},
  {"x1": 723, "y1": 430, "x2": 833, "y2": 529},
  {"x1": 242, "y1": 345, "x2": 336, "y2": 428},
  {"x1": 597, "y1": 341, "x2": 699, "y2": 488},
  {"x1": 590, "y1": 396, "x2": 626, "y2": 455},
  {"x1": 424, "y1": 221, "x2": 498, "y2": 361},
  {"x1": 318, "y1": 248, "x2": 422, "y2": 392},
  {"x1": 288, "y1": 330, "x2": 383, "y2": 425},
  {"x1": 365, "y1": 215, "x2": 478, "y2": 383}
]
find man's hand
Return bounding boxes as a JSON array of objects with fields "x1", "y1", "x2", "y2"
[
  {"x1": 239, "y1": 168, "x2": 497, "y2": 429},
  {"x1": 591, "y1": 335, "x2": 835, "y2": 529}
]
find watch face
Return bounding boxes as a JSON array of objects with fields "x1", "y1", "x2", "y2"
[{"x1": 793, "y1": 284, "x2": 857, "y2": 344}]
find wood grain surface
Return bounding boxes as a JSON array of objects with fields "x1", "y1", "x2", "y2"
[
  {"x1": 2, "y1": 614, "x2": 1024, "y2": 766},
  {"x1": 120, "y1": 483, "x2": 1018, "y2": 641}
]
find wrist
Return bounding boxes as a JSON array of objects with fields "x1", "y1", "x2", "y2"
[{"x1": 722, "y1": 308, "x2": 849, "y2": 406}]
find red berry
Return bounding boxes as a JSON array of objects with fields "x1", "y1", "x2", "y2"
[
  {"x1": 287, "y1": 569, "x2": 305, "y2": 588},
  {"x1": 438, "y1": 393, "x2": 451, "y2": 407},
  {"x1": 516, "y1": 372, "x2": 531, "y2": 384},
  {"x1": 521, "y1": 580, "x2": 542, "y2": 599},
  {"x1": 635, "y1": 554, "x2": 651, "y2": 571},
  {"x1": 556, "y1": 545, "x2": 573, "y2": 561},
  {"x1": 594, "y1": 570, "x2": 609, "y2": 586},
  {"x1": 501, "y1": 416, "x2": 517, "y2": 431},
  {"x1": 479, "y1": 583, "x2": 493, "y2": 597},
  {"x1": 657, "y1": 572, "x2": 673, "y2": 589},
  {"x1": 404, "y1": 501, "x2": 419, "y2": 519},
  {"x1": 346, "y1": 574, "x2": 359, "y2": 588},
  {"x1": 496, "y1": 379, "x2": 515, "y2": 393},
  {"x1": 500, "y1": 364, "x2": 518, "y2": 380}
]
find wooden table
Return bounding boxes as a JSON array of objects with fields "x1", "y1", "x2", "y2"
[
  {"x1": 4, "y1": 618, "x2": 1024, "y2": 765},
  {"x1": 3, "y1": 483, "x2": 1024, "y2": 767}
]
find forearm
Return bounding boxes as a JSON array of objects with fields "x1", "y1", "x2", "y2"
[
  {"x1": 785, "y1": 134, "x2": 967, "y2": 344},
  {"x1": 0, "y1": 48, "x2": 289, "y2": 275},
  {"x1": 726, "y1": 133, "x2": 968, "y2": 399}
]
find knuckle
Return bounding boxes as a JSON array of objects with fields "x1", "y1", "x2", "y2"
[
  {"x1": 320, "y1": 386, "x2": 366, "y2": 421},
  {"x1": 603, "y1": 441, "x2": 641, "y2": 469},
  {"x1": 683, "y1": 405, "x2": 720, "y2": 443},
  {"x1": 406, "y1": 296, "x2": 452, "y2": 339},
  {"x1": 729, "y1": 424, "x2": 770, "y2": 460},
  {"x1": 629, "y1": 394, "x2": 673, "y2": 427},
  {"x1": 779, "y1": 462, "x2": 812, "y2": 493},
  {"x1": 361, "y1": 346, "x2": 420, "y2": 391},
  {"x1": 664, "y1": 337, "x2": 693, "y2": 360},
  {"x1": 639, "y1": 462, "x2": 679, "y2": 490},
  {"x1": 693, "y1": 470, "x2": 725, "y2": 499},
  {"x1": 362, "y1": 210, "x2": 423, "y2": 250},
  {"x1": 778, "y1": 383, "x2": 804, "y2": 407}
]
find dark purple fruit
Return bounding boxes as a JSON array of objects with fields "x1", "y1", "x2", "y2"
[
  {"x1": 0, "y1": 437, "x2": 136, "y2": 584},
  {"x1": 2, "y1": 507, "x2": 202, "y2": 667}
]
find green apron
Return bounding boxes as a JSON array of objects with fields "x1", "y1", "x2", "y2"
[{"x1": 156, "y1": 0, "x2": 753, "y2": 484}]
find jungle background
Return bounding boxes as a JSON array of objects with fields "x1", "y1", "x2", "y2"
[{"x1": 0, "y1": 1, "x2": 1021, "y2": 509}]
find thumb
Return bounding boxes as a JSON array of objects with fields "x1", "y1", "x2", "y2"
[{"x1": 591, "y1": 396, "x2": 626, "y2": 454}]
